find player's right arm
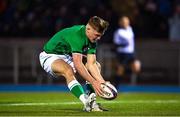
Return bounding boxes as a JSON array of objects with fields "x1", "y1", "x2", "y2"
[{"x1": 72, "y1": 53, "x2": 104, "y2": 96}]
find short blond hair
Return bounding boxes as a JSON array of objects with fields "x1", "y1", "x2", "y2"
[{"x1": 88, "y1": 16, "x2": 109, "y2": 34}]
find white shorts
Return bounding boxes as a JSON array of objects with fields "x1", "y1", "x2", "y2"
[{"x1": 39, "y1": 51, "x2": 76, "y2": 77}]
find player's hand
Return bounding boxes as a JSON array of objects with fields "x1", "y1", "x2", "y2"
[{"x1": 91, "y1": 80, "x2": 105, "y2": 96}]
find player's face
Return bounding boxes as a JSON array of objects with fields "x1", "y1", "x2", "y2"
[
  {"x1": 119, "y1": 16, "x2": 130, "y2": 28},
  {"x1": 86, "y1": 25, "x2": 102, "y2": 43}
]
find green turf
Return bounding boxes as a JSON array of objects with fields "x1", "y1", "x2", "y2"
[{"x1": 0, "y1": 92, "x2": 180, "y2": 116}]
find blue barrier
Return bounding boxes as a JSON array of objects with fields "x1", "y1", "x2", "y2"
[{"x1": 0, "y1": 84, "x2": 180, "y2": 93}]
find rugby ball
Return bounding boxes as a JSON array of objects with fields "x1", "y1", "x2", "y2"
[{"x1": 100, "y1": 82, "x2": 117, "y2": 100}]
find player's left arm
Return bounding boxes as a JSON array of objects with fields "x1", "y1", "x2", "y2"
[{"x1": 86, "y1": 54, "x2": 105, "y2": 83}]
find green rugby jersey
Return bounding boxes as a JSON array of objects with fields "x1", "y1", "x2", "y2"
[{"x1": 43, "y1": 25, "x2": 97, "y2": 55}]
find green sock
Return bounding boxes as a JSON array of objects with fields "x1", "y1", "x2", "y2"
[
  {"x1": 68, "y1": 80, "x2": 86, "y2": 104},
  {"x1": 86, "y1": 81, "x2": 95, "y2": 95}
]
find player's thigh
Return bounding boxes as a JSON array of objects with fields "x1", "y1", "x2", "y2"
[
  {"x1": 39, "y1": 52, "x2": 75, "y2": 77},
  {"x1": 51, "y1": 59, "x2": 75, "y2": 78}
]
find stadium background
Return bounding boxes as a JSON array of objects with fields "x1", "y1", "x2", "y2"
[
  {"x1": 0, "y1": 0, "x2": 180, "y2": 88},
  {"x1": 0, "y1": 0, "x2": 180, "y2": 116}
]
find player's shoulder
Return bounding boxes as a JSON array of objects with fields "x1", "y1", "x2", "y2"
[{"x1": 68, "y1": 25, "x2": 85, "y2": 31}]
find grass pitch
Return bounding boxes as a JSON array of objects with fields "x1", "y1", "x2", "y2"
[{"x1": 0, "y1": 92, "x2": 180, "y2": 116}]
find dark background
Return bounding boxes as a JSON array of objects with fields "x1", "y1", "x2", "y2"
[{"x1": 0, "y1": 0, "x2": 180, "y2": 86}]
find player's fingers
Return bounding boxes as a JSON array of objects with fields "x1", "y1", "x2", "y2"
[
  {"x1": 97, "y1": 86, "x2": 104, "y2": 96},
  {"x1": 92, "y1": 81, "x2": 104, "y2": 96},
  {"x1": 95, "y1": 90, "x2": 100, "y2": 96},
  {"x1": 94, "y1": 87, "x2": 101, "y2": 96}
]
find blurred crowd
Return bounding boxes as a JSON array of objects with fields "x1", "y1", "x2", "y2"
[{"x1": 0, "y1": 0, "x2": 180, "y2": 42}]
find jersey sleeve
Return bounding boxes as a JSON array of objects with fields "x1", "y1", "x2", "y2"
[{"x1": 87, "y1": 42, "x2": 97, "y2": 54}]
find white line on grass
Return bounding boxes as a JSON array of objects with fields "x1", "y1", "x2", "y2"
[{"x1": 0, "y1": 100, "x2": 179, "y2": 106}]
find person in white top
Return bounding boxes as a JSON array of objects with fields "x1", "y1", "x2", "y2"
[{"x1": 113, "y1": 16, "x2": 141, "y2": 87}]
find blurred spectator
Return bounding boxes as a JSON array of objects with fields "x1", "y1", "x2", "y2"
[
  {"x1": 157, "y1": 0, "x2": 172, "y2": 18},
  {"x1": 140, "y1": 0, "x2": 166, "y2": 38},
  {"x1": 113, "y1": 16, "x2": 141, "y2": 87},
  {"x1": 111, "y1": 0, "x2": 138, "y2": 22},
  {"x1": 0, "y1": 0, "x2": 178, "y2": 41},
  {"x1": 169, "y1": 3, "x2": 180, "y2": 41},
  {"x1": 0, "y1": 0, "x2": 113, "y2": 38}
]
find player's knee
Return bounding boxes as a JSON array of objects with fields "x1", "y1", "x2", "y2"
[
  {"x1": 63, "y1": 68, "x2": 75, "y2": 78},
  {"x1": 131, "y1": 60, "x2": 141, "y2": 73}
]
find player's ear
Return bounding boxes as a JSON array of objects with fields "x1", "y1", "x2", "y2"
[
  {"x1": 86, "y1": 24, "x2": 91, "y2": 31},
  {"x1": 87, "y1": 27, "x2": 90, "y2": 31}
]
